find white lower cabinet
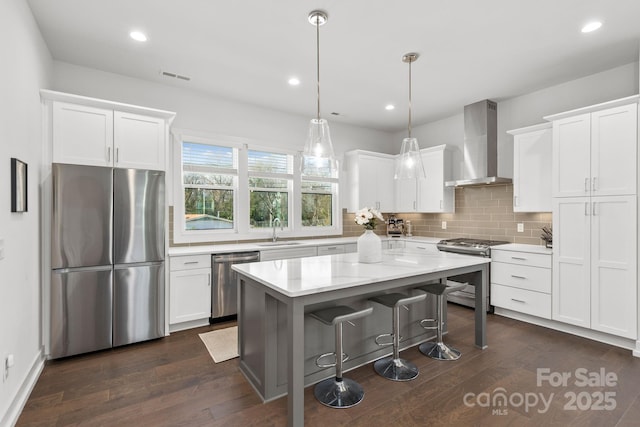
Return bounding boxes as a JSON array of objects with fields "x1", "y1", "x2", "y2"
[
  {"x1": 317, "y1": 243, "x2": 357, "y2": 255},
  {"x1": 169, "y1": 255, "x2": 211, "y2": 327},
  {"x1": 259, "y1": 246, "x2": 317, "y2": 261},
  {"x1": 491, "y1": 248, "x2": 551, "y2": 319},
  {"x1": 552, "y1": 196, "x2": 637, "y2": 339},
  {"x1": 404, "y1": 241, "x2": 438, "y2": 253}
]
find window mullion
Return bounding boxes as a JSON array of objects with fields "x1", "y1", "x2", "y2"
[{"x1": 237, "y1": 144, "x2": 249, "y2": 235}]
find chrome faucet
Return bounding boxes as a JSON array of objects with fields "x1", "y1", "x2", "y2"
[{"x1": 272, "y1": 218, "x2": 283, "y2": 242}]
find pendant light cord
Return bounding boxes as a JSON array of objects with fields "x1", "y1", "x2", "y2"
[
  {"x1": 408, "y1": 59, "x2": 412, "y2": 138},
  {"x1": 316, "y1": 16, "x2": 321, "y2": 121}
]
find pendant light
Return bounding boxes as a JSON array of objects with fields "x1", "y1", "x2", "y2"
[
  {"x1": 301, "y1": 10, "x2": 337, "y2": 177},
  {"x1": 394, "y1": 52, "x2": 426, "y2": 180}
]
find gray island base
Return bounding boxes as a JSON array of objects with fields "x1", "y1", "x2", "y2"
[{"x1": 232, "y1": 248, "x2": 490, "y2": 427}]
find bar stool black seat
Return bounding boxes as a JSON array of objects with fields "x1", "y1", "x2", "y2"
[
  {"x1": 368, "y1": 292, "x2": 426, "y2": 381},
  {"x1": 415, "y1": 281, "x2": 467, "y2": 360},
  {"x1": 309, "y1": 305, "x2": 373, "y2": 408}
]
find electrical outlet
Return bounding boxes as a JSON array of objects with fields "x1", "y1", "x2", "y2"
[
  {"x1": 441, "y1": 221, "x2": 447, "y2": 230},
  {"x1": 517, "y1": 223, "x2": 524, "y2": 233}
]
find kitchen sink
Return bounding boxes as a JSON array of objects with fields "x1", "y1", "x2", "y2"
[{"x1": 257, "y1": 241, "x2": 303, "y2": 247}]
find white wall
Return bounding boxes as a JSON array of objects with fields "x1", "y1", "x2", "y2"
[
  {"x1": 0, "y1": 0, "x2": 52, "y2": 425},
  {"x1": 394, "y1": 62, "x2": 640, "y2": 179},
  {"x1": 51, "y1": 61, "x2": 395, "y2": 157}
]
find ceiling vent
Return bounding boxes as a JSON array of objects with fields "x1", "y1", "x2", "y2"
[{"x1": 160, "y1": 70, "x2": 191, "y2": 81}]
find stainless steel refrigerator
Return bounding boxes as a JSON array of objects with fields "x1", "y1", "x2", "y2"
[{"x1": 50, "y1": 163, "x2": 165, "y2": 359}]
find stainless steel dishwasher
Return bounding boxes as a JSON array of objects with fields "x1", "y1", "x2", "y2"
[{"x1": 211, "y1": 251, "x2": 260, "y2": 319}]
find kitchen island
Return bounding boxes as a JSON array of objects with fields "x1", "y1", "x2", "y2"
[{"x1": 232, "y1": 248, "x2": 490, "y2": 427}]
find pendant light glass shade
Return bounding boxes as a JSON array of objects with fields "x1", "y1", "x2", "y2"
[
  {"x1": 395, "y1": 53, "x2": 425, "y2": 180},
  {"x1": 302, "y1": 10, "x2": 337, "y2": 177},
  {"x1": 302, "y1": 118, "x2": 337, "y2": 176},
  {"x1": 395, "y1": 137, "x2": 425, "y2": 179}
]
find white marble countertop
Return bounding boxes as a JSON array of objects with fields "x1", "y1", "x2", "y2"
[
  {"x1": 231, "y1": 247, "x2": 490, "y2": 298},
  {"x1": 167, "y1": 235, "x2": 443, "y2": 256},
  {"x1": 492, "y1": 243, "x2": 552, "y2": 255}
]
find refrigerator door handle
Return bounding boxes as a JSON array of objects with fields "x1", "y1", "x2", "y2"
[{"x1": 53, "y1": 265, "x2": 113, "y2": 274}]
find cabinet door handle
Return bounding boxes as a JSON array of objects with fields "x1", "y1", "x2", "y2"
[
  {"x1": 592, "y1": 177, "x2": 597, "y2": 192},
  {"x1": 207, "y1": 273, "x2": 211, "y2": 286},
  {"x1": 116, "y1": 147, "x2": 119, "y2": 163},
  {"x1": 584, "y1": 177, "x2": 589, "y2": 192},
  {"x1": 413, "y1": 200, "x2": 416, "y2": 210},
  {"x1": 592, "y1": 202, "x2": 597, "y2": 216},
  {"x1": 511, "y1": 275, "x2": 527, "y2": 279},
  {"x1": 511, "y1": 256, "x2": 526, "y2": 261},
  {"x1": 514, "y1": 195, "x2": 519, "y2": 207},
  {"x1": 511, "y1": 298, "x2": 526, "y2": 303},
  {"x1": 107, "y1": 147, "x2": 111, "y2": 162},
  {"x1": 440, "y1": 200, "x2": 443, "y2": 209},
  {"x1": 584, "y1": 202, "x2": 589, "y2": 216}
]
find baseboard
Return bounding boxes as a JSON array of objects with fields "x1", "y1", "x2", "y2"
[
  {"x1": 1, "y1": 347, "x2": 45, "y2": 427},
  {"x1": 169, "y1": 318, "x2": 210, "y2": 333},
  {"x1": 494, "y1": 308, "x2": 637, "y2": 354}
]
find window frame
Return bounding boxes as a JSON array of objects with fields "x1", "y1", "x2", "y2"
[
  {"x1": 171, "y1": 129, "x2": 342, "y2": 244},
  {"x1": 247, "y1": 147, "x2": 294, "y2": 234}
]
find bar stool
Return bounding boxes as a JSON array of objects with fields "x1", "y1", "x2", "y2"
[
  {"x1": 368, "y1": 292, "x2": 426, "y2": 381},
  {"x1": 415, "y1": 280, "x2": 467, "y2": 360},
  {"x1": 309, "y1": 305, "x2": 374, "y2": 408}
]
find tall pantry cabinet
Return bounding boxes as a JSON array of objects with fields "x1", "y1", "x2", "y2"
[{"x1": 545, "y1": 96, "x2": 638, "y2": 340}]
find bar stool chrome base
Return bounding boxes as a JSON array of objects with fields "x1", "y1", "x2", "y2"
[
  {"x1": 415, "y1": 280, "x2": 467, "y2": 362},
  {"x1": 314, "y1": 377, "x2": 365, "y2": 408},
  {"x1": 373, "y1": 355, "x2": 420, "y2": 381},
  {"x1": 369, "y1": 292, "x2": 426, "y2": 382},
  {"x1": 419, "y1": 341, "x2": 461, "y2": 361}
]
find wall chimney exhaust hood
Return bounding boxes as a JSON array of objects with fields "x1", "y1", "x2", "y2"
[{"x1": 445, "y1": 99, "x2": 512, "y2": 187}]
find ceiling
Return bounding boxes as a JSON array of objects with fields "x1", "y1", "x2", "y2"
[{"x1": 27, "y1": 0, "x2": 640, "y2": 132}]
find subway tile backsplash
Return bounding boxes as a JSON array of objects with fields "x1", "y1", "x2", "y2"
[
  {"x1": 170, "y1": 184, "x2": 551, "y2": 247},
  {"x1": 343, "y1": 183, "x2": 552, "y2": 245}
]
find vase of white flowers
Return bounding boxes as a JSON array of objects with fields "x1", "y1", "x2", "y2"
[{"x1": 355, "y1": 207, "x2": 384, "y2": 263}]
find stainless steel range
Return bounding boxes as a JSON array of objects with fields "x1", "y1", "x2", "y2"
[{"x1": 437, "y1": 238, "x2": 509, "y2": 310}]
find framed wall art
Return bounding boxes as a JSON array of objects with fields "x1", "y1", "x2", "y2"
[{"x1": 11, "y1": 158, "x2": 27, "y2": 212}]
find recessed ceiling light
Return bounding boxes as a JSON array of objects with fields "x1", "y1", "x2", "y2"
[
  {"x1": 581, "y1": 21, "x2": 602, "y2": 33},
  {"x1": 288, "y1": 77, "x2": 300, "y2": 86},
  {"x1": 385, "y1": 104, "x2": 395, "y2": 111},
  {"x1": 130, "y1": 31, "x2": 148, "y2": 42}
]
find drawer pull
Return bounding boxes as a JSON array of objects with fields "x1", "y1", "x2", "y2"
[
  {"x1": 511, "y1": 298, "x2": 526, "y2": 303},
  {"x1": 511, "y1": 275, "x2": 527, "y2": 279},
  {"x1": 184, "y1": 261, "x2": 199, "y2": 265},
  {"x1": 416, "y1": 246, "x2": 426, "y2": 250},
  {"x1": 326, "y1": 246, "x2": 338, "y2": 250},
  {"x1": 511, "y1": 256, "x2": 527, "y2": 261}
]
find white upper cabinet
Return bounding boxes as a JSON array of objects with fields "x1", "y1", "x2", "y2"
[
  {"x1": 52, "y1": 102, "x2": 114, "y2": 167},
  {"x1": 590, "y1": 105, "x2": 637, "y2": 196},
  {"x1": 546, "y1": 99, "x2": 637, "y2": 198},
  {"x1": 345, "y1": 150, "x2": 395, "y2": 212},
  {"x1": 114, "y1": 111, "x2": 166, "y2": 170},
  {"x1": 417, "y1": 145, "x2": 454, "y2": 212},
  {"x1": 508, "y1": 123, "x2": 552, "y2": 212},
  {"x1": 44, "y1": 90, "x2": 176, "y2": 171},
  {"x1": 395, "y1": 145, "x2": 454, "y2": 213}
]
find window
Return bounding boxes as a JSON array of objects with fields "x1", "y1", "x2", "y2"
[
  {"x1": 182, "y1": 142, "x2": 237, "y2": 231},
  {"x1": 301, "y1": 157, "x2": 337, "y2": 228},
  {"x1": 173, "y1": 131, "x2": 341, "y2": 243},
  {"x1": 248, "y1": 149, "x2": 292, "y2": 229}
]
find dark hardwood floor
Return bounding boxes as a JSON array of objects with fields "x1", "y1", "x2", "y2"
[{"x1": 17, "y1": 305, "x2": 640, "y2": 426}]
